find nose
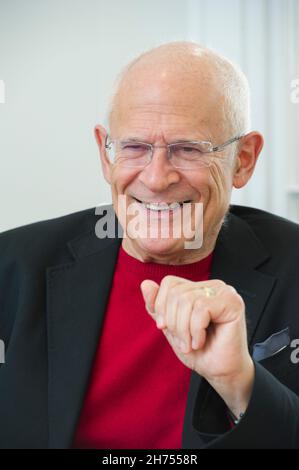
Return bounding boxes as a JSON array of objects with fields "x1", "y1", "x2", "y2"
[{"x1": 138, "y1": 146, "x2": 181, "y2": 192}]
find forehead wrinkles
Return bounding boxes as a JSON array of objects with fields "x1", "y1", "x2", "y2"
[
  {"x1": 112, "y1": 107, "x2": 209, "y2": 143},
  {"x1": 118, "y1": 103, "x2": 198, "y2": 127},
  {"x1": 111, "y1": 99, "x2": 220, "y2": 142}
]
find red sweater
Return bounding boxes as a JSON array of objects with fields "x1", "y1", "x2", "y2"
[{"x1": 72, "y1": 245, "x2": 213, "y2": 449}]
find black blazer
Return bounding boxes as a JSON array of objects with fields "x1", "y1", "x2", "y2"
[{"x1": 0, "y1": 204, "x2": 299, "y2": 449}]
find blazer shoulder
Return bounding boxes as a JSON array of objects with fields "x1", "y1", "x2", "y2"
[
  {"x1": 229, "y1": 204, "x2": 299, "y2": 255},
  {"x1": 0, "y1": 206, "x2": 100, "y2": 263}
]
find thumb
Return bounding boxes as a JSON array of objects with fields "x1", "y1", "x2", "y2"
[{"x1": 140, "y1": 279, "x2": 159, "y2": 314}]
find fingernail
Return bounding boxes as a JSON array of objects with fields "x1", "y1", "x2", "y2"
[{"x1": 156, "y1": 315, "x2": 164, "y2": 327}]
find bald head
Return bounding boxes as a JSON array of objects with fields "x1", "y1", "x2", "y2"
[{"x1": 108, "y1": 41, "x2": 251, "y2": 138}]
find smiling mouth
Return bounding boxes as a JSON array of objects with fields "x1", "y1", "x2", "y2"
[{"x1": 132, "y1": 197, "x2": 192, "y2": 211}]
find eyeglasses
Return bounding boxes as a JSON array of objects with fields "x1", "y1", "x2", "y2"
[{"x1": 104, "y1": 133, "x2": 246, "y2": 169}]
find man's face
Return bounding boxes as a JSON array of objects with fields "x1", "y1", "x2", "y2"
[{"x1": 98, "y1": 66, "x2": 239, "y2": 263}]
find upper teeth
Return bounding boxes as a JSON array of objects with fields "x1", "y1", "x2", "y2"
[{"x1": 143, "y1": 201, "x2": 182, "y2": 211}]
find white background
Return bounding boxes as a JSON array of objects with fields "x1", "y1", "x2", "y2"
[{"x1": 0, "y1": 0, "x2": 298, "y2": 232}]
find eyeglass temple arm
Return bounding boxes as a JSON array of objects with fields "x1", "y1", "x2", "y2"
[
  {"x1": 212, "y1": 133, "x2": 246, "y2": 152},
  {"x1": 104, "y1": 134, "x2": 110, "y2": 148}
]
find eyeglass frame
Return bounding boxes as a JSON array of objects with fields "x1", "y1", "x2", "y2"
[{"x1": 104, "y1": 132, "x2": 247, "y2": 168}]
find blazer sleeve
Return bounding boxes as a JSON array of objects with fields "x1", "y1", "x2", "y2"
[{"x1": 186, "y1": 361, "x2": 299, "y2": 449}]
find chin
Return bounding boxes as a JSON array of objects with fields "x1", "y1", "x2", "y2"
[{"x1": 134, "y1": 236, "x2": 185, "y2": 259}]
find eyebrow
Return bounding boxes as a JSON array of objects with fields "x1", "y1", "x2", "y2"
[
  {"x1": 120, "y1": 137, "x2": 145, "y2": 142},
  {"x1": 119, "y1": 137, "x2": 211, "y2": 143}
]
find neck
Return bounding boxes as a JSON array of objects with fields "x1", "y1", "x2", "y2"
[{"x1": 121, "y1": 231, "x2": 219, "y2": 265}]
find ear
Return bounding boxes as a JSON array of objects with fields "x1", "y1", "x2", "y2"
[
  {"x1": 94, "y1": 124, "x2": 112, "y2": 184},
  {"x1": 233, "y1": 131, "x2": 264, "y2": 189}
]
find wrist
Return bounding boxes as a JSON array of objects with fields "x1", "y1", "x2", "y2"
[{"x1": 207, "y1": 358, "x2": 255, "y2": 418}]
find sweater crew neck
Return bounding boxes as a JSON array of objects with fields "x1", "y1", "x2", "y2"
[{"x1": 118, "y1": 244, "x2": 214, "y2": 280}]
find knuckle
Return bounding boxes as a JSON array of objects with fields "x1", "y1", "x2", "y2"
[
  {"x1": 235, "y1": 292, "x2": 245, "y2": 309},
  {"x1": 160, "y1": 275, "x2": 179, "y2": 288},
  {"x1": 214, "y1": 279, "x2": 226, "y2": 288},
  {"x1": 225, "y1": 285, "x2": 237, "y2": 295},
  {"x1": 168, "y1": 284, "x2": 181, "y2": 300},
  {"x1": 225, "y1": 286, "x2": 244, "y2": 307}
]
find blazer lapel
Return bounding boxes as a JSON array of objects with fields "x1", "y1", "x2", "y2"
[
  {"x1": 46, "y1": 231, "x2": 121, "y2": 448},
  {"x1": 210, "y1": 212, "x2": 277, "y2": 346}
]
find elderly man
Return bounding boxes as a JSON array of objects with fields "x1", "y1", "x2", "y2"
[{"x1": 0, "y1": 42, "x2": 299, "y2": 449}]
